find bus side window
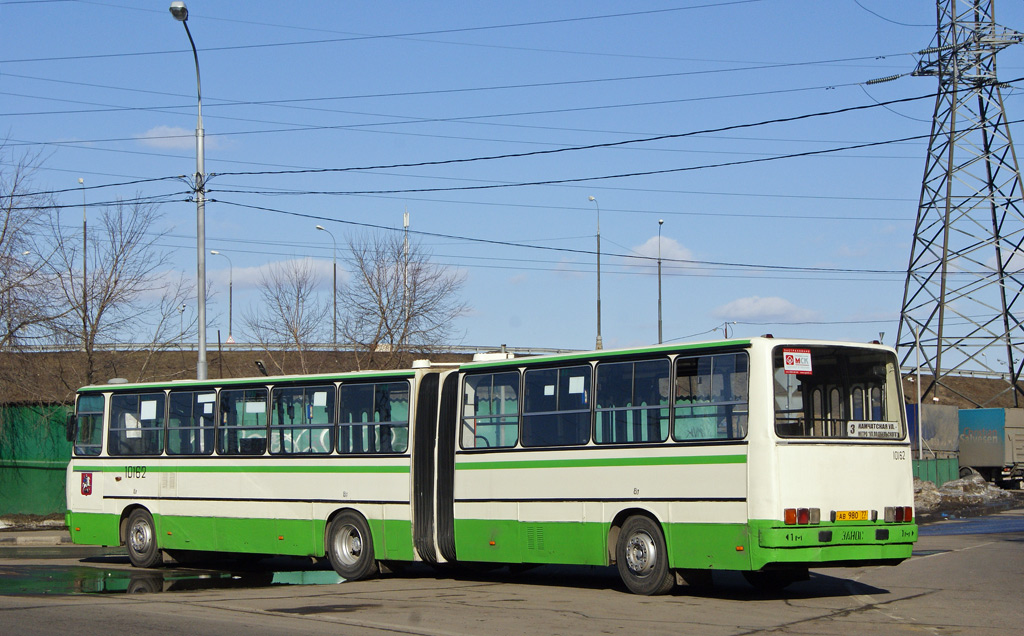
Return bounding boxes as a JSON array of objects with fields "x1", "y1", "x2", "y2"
[
  {"x1": 73, "y1": 394, "x2": 105, "y2": 456},
  {"x1": 167, "y1": 391, "x2": 215, "y2": 455},
  {"x1": 521, "y1": 365, "x2": 591, "y2": 447},
  {"x1": 108, "y1": 392, "x2": 165, "y2": 456},
  {"x1": 218, "y1": 388, "x2": 268, "y2": 455},
  {"x1": 338, "y1": 381, "x2": 410, "y2": 454},
  {"x1": 596, "y1": 359, "x2": 670, "y2": 444},
  {"x1": 271, "y1": 385, "x2": 335, "y2": 455},
  {"x1": 461, "y1": 372, "x2": 519, "y2": 449},
  {"x1": 674, "y1": 353, "x2": 748, "y2": 441}
]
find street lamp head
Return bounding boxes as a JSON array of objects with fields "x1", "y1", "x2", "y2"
[
  {"x1": 78, "y1": 178, "x2": 84, "y2": 185},
  {"x1": 659, "y1": 219, "x2": 664, "y2": 226},
  {"x1": 315, "y1": 225, "x2": 326, "y2": 231},
  {"x1": 588, "y1": 196, "x2": 596, "y2": 202},
  {"x1": 209, "y1": 250, "x2": 219, "y2": 255},
  {"x1": 169, "y1": 1, "x2": 188, "y2": 21}
]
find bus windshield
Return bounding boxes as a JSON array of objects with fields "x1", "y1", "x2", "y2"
[{"x1": 773, "y1": 345, "x2": 904, "y2": 440}]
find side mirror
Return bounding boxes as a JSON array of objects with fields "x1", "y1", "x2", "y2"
[{"x1": 65, "y1": 412, "x2": 76, "y2": 443}]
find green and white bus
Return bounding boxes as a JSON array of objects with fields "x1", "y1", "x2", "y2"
[{"x1": 66, "y1": 337, "x2": 918, "y2": 594}]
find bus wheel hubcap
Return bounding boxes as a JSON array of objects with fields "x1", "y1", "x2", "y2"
[
  {"x1": 335, "y1": 524, "x2": 362, "y2": 565},
  {"x1": 130, "y1": 520, "x2": 152, "y2": 553},
  {"x1": 624, "y1": 531, "x2": 657, "y2": 575}
]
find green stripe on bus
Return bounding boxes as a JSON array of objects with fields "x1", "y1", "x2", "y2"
[
  {"x1": 67, "y1": 512, "x2": 415, "y2": 561},
  {"x1": 455, "y1": 454, "x2": 746, "y2": 470},
  {"x1": 73, "y1": 464, "x2": 409, "y2": 474}
]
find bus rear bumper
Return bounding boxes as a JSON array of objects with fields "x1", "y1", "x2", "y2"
[{"x1": 751, "y1": 522, "x2": 917, "y2": 569}]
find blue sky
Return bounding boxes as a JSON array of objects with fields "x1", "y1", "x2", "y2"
[{"x1": 5, "y1": 0, "x2": 1024, "y2": 352}]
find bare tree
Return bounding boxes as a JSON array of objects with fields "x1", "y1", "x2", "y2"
[
  {"x1": 341, "y1": 231, "x2": 468, "y2": 369},
  {"x1": 242, "y1": 258, "x2": 330, "y2": 374},
  {"x1": 0, "y1": 146, "x2": 70, "y2": 443},
  {"x1": 43, "y1": 199, "x2": 192, "y2": 386},
  {"x1": 0, "y1": 146, "x2": 61, "y2": 350}
]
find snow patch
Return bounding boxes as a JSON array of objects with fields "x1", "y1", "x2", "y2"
[{"x1": 915, "y1": 474, "x2": 1014, "y2": 513}]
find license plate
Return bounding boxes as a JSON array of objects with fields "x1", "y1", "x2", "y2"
[{"x1": 835, "y1": 510, "x2": 869, "y2": 522}]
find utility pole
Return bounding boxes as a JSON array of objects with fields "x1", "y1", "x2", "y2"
[
  {"x1": 657, "y1": 219, "x2": 663, "y2": 344},
  {"x1": 403, "y1": 210, "x2": 410, "y2": 347},
  {"x1": 588, "y1": 196, "x2": 603, "y2": 350}
]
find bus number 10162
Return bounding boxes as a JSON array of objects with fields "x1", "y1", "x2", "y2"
[{"x1": 124, "y1": 466, "x2": 147, "y2": 479}]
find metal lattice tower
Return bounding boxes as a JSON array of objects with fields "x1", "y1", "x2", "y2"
[{"x1": 897, "y1": 0, "x2": 1024, "y2": 406}]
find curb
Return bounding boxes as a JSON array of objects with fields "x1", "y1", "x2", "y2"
[{"x1": 0, "y1": 530, "x2": 73, "y2": 546}]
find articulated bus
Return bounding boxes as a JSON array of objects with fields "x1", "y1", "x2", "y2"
[{"x1": 66, "y1": 337, "x2": 917, "y2": 595}]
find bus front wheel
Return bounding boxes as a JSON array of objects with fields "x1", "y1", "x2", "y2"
[
  {"x1": 615, "y1": 516, "x2": 675, "y2": 595},
  {"x1": 327, "y1": 511, "x2": 379, "y2": 581},
  {"x1": 125, "y1": 509, "x2": 162, "y2": 568}
]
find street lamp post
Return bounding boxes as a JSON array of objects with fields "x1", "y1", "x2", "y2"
[
  {"x1": 315, "y1": 225, "x2": 337, "y2": 347},
  {"x1": 179, "y1": 303, "x2": 186, "y2": 349},
  {"x1": 210, "y1": 251, "x2": 232, "y2": 341},
  {"x1": 170, "y1": 1, "x2": 208, "y2": 380},
  {"x1": 587, "y1": 196, "x2": 602, "y2": 350},
  {"x1": 79, "y1": 178, "x2": 87, "y2": 352},
  {"x1": 658, "y1": 219, "x2": 664, "y2": 345}
]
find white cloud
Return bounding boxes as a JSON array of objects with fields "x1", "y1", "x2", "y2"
[
  {"x1": 221, "y1": 257, "x2": 350, "y2": 290},
  {"x1": 713, "y1": 296, "x2": 818, "y2": 323},
  {"x1": 136, "y1": 125, "x2": 196, "y2": 150},
  {"x1": 136, "y1": 125, "x2": 228, "y2": 151},
  {"x1": 632, "y1": 235, "x2": 692, "y2": 263}
]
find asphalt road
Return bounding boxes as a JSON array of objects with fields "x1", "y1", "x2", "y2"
[{"x1": 1, "y1": 510, "x2": 1022, "y2": 635}]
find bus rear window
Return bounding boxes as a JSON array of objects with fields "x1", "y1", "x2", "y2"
[{"x1": 773, "y1": 346, "x2": 904, "y2": 439}]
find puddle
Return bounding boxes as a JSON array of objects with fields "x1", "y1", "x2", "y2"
[{"x1": 0, "y1": 564, "x2": 343, "y2": 595}]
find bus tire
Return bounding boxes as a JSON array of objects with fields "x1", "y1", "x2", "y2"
[
  {"x1": 615, "y1": 516, "x2": 675, "y2": 595},
  {"x1": 125, "y1": 508, "x2": 162, "y2": 568},
  {"x1": 327, "y1": 511, "x2": 379, "y2": 581}
]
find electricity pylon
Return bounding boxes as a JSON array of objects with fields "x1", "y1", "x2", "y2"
[{"x1": 896, "y1": 0, "x2": 1024, "y2": 406}]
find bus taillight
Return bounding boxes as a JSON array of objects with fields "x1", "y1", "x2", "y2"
[
  {"x1": 784, "y1": 508, "x2": 820, "y2": 525},
  {"x1": 885, "y1": 506, "x2": 913, "y2": 523}
]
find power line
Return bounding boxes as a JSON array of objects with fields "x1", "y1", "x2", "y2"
[
  {"x1": 852, "y1": 1, "x2": 931, "y2": 28},
  {"x1": 0, "y1": 1, "x2": 771, "y2": 65},
  {"x1": 8, "y1": 88, "x2": 951, "y2": 202},
  {"x1": 210, "y1": 197, "x2": 907, "y2": 276},
  {"x1": 212, "y1": 90, "x2": 945, "y2": 180},
  {"x1": 212, "y1": 131, "x2": 933, "y2": 197},
  {"x1": 1, "y1": 81, "x2": 876, "y2": 151}
]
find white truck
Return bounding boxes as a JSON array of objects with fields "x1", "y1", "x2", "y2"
[{"x1": 958, "y1": 408, "x2": 1024, "y2": 489}]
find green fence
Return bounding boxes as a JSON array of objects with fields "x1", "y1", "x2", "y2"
[
  {"x1": 913, "y1": 457, "x2": 960, "y2": 487},
  {"x1": 0, "y1": 405, "x2": 70, "y2": 516}
]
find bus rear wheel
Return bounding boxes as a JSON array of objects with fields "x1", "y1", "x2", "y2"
[
  {"x1": 615, "y1": 516, "x2": 675, "y2": 595},
  {"x1": 327, "y1": 511, "x2": 379, "y2": 581},
  {"x1": 125, "y1": 509, "x2": 162, "y2": 568}
]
